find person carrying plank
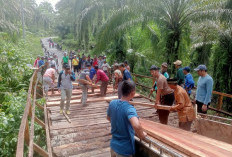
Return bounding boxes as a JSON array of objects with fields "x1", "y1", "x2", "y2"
[
  {"x1": 107, "y1": 80, "x2": 147, "y2": 157},
  {"x1": 43, "y1": 64, "x2": 56, "y2": 95},
  {"x1": 168, "y1": 79, "x2": 196, "y2": 131},
  {"x1": 79, "y1": 64, "x2": 94, "y2": 105},
  {"x1": 150, "y1": 65, "x2": 175, "y2": 125},
  {"x1": 57, "y1": 65, "x2": 76, "y2": 115},
  {"x1": 95, "y1": 65, "x2": 109, "y2": 96}
]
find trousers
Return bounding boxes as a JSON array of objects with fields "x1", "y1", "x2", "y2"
[
  {"x1": 81, "y1": 85, "x2": 88, "y2": 105},
  {"x1": 110, "y1": 148, "x2": 132, "y2": 157},
  {"x1": 60, "y1": 88, "x2": 72, "y2": 111},
  {"x1": 101, "y1": 81, "x2": 108, "y2": 96}
]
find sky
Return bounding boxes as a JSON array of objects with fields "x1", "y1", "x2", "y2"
[{"x1": 36, "y1": 0, "x2": 60, "y2": 9}]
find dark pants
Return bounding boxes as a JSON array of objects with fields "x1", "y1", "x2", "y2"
[
  {"x1": 118, "y1": 81, "x2": 123, "y2": 99},
  {"x1": 101, "y1": 81, "x2": 108, "y2": 96},
  {"x1": 158, "y1": 93, "x2": 175, "y2": 125},
  {"x1": 179, "y1": 121, "x2": 192, "y2": 131},
  {"x1": 196, "y1": 100, "x2": 209, "y2": 114},
  {"x1": 73, "y1": 65, "x2": 79, "y2": 73}
]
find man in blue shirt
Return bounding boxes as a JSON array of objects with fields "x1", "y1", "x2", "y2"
[
  {"x1": 118, "y1": 63, "x2": 133, "y2": 99},
  {"x1": 107, "y1": 81, "x2": 147, "y2": 157},
  {"x1": 194, "y1": 65, "x2": 213, "y2": 114},
  {"x1": 39, "y1": 57, "x2": 45, "y2": 67},
  {"x1": 183, "y1": 67, "x2": 195, "y2": 95}
]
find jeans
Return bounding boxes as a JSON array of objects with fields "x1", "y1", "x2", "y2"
[
  {"x1": 60, "y1": 88, "x2": 72, "y2": 111},
  {"x1": 118, "y1": 81, "x2": 123, "y2": 99},
  {"x1": 81, "y1": 85, "x2": 88, "y2": 105},
  {"x1": 110, "y1": 148, "x2": 132, "y2": 157}
]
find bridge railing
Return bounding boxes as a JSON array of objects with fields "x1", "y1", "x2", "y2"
[
  {"x1": 16, "y1": 70, "x2": 52, "y2": 157},
  {"x1": 132, "y1": 73, "x2": 232, "y2": 117}
]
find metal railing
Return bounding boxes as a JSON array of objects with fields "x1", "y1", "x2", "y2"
[{"x1": 16, "y1": 70, "x2": 52, "y2": 157}]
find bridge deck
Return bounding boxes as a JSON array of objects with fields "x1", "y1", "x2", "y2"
[{"x1": 46, "y1": 87, "x2": 158, "y2": 157}]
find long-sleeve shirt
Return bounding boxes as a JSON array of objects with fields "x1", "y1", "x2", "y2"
[
  {"x1": 196, "y1": 74, "x2": 214, "y2": 105},
  {"x1": 95, "y1": 70, "x2": 109, "y2": 84},
  {"x1": 184, "y1": 73, "x2": 195, "y2": 94},
  {"x1": 38, "y1": 60, "x2": 45, "y2": 67}
]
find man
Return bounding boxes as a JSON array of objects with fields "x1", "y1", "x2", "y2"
[
  {"x1": 173, "y1": 60, "x2": 185, "y2": 86},
  {"x1": 57, "y1": 65, "x2": 76, "y2": 115},
  {"x1": 107, "y1": 81, "x2": 147, "y2": 157},
  {"x1": 43, "y1": 64, "x2": 56, "y2": 95},
  {"x1": 39, "y1": 57, "x2": 45, "y2": 67},
  {"x1": 50, "y1": 57, "x2": 58, "y2": 72},
  {"x1": 79, "y1": 64, "x2": 93, "y2": 105},
  {"x1": 168, "y1": 79, "x2": 195, "y2": 131},
  {"x1": 87, "y1": 64, "x2": 96, "y2": 93},
  {"x1": 95, "y1": 65, "x2": 109, "y2": 96},
  {"x1": 113, "y1": 64, "x2": 123, "y2": 92},
  {"x1": 72, "y1": 55, "x2": 79, "y2": 74},
  {"x1": 150, "y1": 65, "x2": 174, "y2": 125},
  {"x1": 118, "y1": 63, "x2": 133, "y2": 99},
  {"x1": 124, "y1": 60, "x2": 130, "y2": 71},
  {"x1": 98, "y1": 56, "x2": 104, "y2": 69},
  {"x1": 33, "y1": 56, "x2": 40, "y2": 68},
  {"x1": 102, "y1": 60, "x2": 111, "y2": 76},
  {"x1": 62, "y1": 52, "x2": 69, "y2": 67},
  {"x1": 150, "y1": 63, "x2": 169, "y2": 96},
  {"x1": 194, "y1": 65, "x2": 213, "y2": 114},
  {"x1": 183, "y1": 67, "x2": 195, "y2": 96},
  {"x1": 38, "y1": 61, "x2": 49, "y2": 83}
]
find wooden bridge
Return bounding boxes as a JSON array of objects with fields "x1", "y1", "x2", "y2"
[{"x1": 15, "y1": 69, "x2": 232, "y2": 157}]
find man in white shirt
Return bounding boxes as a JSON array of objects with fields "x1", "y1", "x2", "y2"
[{"x1": 102, "y1": 60, "x2": 111, "y2": 76}]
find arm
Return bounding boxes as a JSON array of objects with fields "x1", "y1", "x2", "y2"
[
  {"x1": 203, "y1": 78, "x2": 213, "y2": 105},
  {"x1": 86, "y1": 75, "x2": 92, "y2": 83},
  {"x1": 155, "y1": 89, "x2": 161, "y2": 104},
  {"x1": 70, "y1": 72, "x2": 76, "y2": 81},
  {"x1": 129, "y1": 117, "x2": 146, "y2": 140},
  {"x1": 170, "y1": 93, "x2": 184, "y2": 111}
]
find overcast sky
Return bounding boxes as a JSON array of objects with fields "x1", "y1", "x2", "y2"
[{"x1": 36, "y1": 0, "x2": 60, "y2": 9}]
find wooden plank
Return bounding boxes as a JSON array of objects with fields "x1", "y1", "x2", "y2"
[
  {"x1": 44, "y1": 102, "x2": 53, "y2": 157},
  {"x1": 33, "y1": 143, "x2": 49, "y2": 157},
  {"x1": 62, "y1": 111, "x2": 71, "y2": 123},
  {"x1": 140, "y1": 119, "x2": 232, "y2": 157},
  {"x1": 217, "y1": 95, "x2": 224, "y2": 110},
  {"x1": 28, "y1": 79, "x2": 38, "y2": 157},
  {"x1": 196, "y1": 118, "x2": 232, "y2": 144},
  {"x1": 36, "y1": 102, "x2": 44, "y2": 110},
  {"x1": 130, "y1": 102, "x2": 171, "y2": 110},
  {"x1": 209, "y1": 106, "x2": 232, "y2": 117},
  {"x1": 16, "y1": 72, "x2": 36, "y2": 157},
  {"x1": 213, "y1": 91, "x2": 232, "y2": 98}
]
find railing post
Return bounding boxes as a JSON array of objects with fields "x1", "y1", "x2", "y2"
[{"x1": 217, "y1": 95, "x2": 223, "y2": 110}]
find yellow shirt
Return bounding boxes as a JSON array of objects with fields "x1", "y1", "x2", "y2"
[{"x1": 72, "y1": 58, "x2": 79, "y2": 66}]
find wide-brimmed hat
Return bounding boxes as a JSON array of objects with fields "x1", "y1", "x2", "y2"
[{"x1": 161, "y1": 62, "x2": 168, "y2": 68}]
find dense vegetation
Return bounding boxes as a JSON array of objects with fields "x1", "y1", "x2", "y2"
[
  {"x1": 54, "y1": 0, "x2": 232, "y2": 112},
  {"x1": 0, "y1": 0, "x2": 54, "y2": 156},
  {"x1": 0, "y1": 0, "x2": 232, "y2": 156}
]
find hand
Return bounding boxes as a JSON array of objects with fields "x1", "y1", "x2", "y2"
[
  {"x1": 170, "y1": 106, "x2": 175, "y2": 111},
  {"x1": 202, "y1": 104, "x2": 208, "y2": 112}
]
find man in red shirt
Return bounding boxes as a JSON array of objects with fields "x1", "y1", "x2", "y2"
[
  {"x1": 33, "y1": 56, "x2": 40, "y2": 68},
  {"x1": 95, "y1": 65, "x2": 109, "y2": 96}
]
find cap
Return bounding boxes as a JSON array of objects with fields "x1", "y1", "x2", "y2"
[
  {"x1": 86, "y1": 63, "x2": 91, "y2": 67},
  {"x1": 65, "y1": 65, "x2": 71, "y2": 69},
  {"x1": 149, "y1": 65, "x2": 160, "y2": 71},
  {"x1": 183, "y1": 66, "x2": 191, "y2": 72},
  {"x1": 167, "y1": 78, "x2": 178, "y2": 84},
  {"x1": 194, "y1": 65, "x2": 207, "y2": 71},
  {"x1": 173, "y1": 60, "x2": 182, "y2": 65},
  {"x1": 161, "y1": 62, "x2": 168, "y2": 68}
]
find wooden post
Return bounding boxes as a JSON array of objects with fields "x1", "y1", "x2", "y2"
[
  {"x1": 134, "y1": 75, "x2": 137, "y2": 84},
  {"x1": 217, "y1": 95, "x2": 223, "y2": 110}
]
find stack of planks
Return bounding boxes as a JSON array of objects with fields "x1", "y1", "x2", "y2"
[{"x1": 140, "y1": 119, "x2": 232, "y2": 157}]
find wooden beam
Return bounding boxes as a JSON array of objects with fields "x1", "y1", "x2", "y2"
[
  {"x1": 33, "y1": 143, "x2": 49, "y2": 157},
  {"x1": 36, "y1": 102, "x2": 44, "y2": 110},
  {"x1": 209, "y1": 106, "x2": 232, "y2": 117},
  {"x1": 217, "y1": 95, "x2": 224, "y2": 110},
  {"x1": 130, "y1": 102, "x2": 171, "y2": 110},
  {"x1": 140, "y1": 119, "x2": 232, "y2": 157},
  {"x1": 44, "y1": 102, "x2": 53, "y2": 157},
  {"x1": 213, "y1": 91, "x2": 232, "y2": 98}
]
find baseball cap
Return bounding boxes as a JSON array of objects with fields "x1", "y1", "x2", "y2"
[
  {"x1": 173, "y1": 60, "x2": 182, "y2": 65},
  {"x1": 65, "y1": 65, "x2": 71, "y2": 69},
  {"x1": 149, "y1": 65, "x2": 160, "y2": 70},
  {"x1": 194, "y1": 65, "x2": 207, "y2": 71},
  {"x1": 183, "y1": 66, "x2": 191, "y2": 72},
  {"x1": 161, "y1": 62, "x2": 168, "y2": 68}
]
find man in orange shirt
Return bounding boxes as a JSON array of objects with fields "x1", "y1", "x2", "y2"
[{"x1": 168, "y1": 79, "x2": 195, "y2": 131}]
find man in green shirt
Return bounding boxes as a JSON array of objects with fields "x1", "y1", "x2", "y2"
[
  {"x1": 173, "y1": 60, "x2": 185, "y2": 87},
  {"x1": 62, "y1": 52, "x2": 69, "y2": 67}
]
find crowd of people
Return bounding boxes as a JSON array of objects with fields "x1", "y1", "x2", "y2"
[{"x1": 35, "y1": 39, "x2": 214, "y2": 157}]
